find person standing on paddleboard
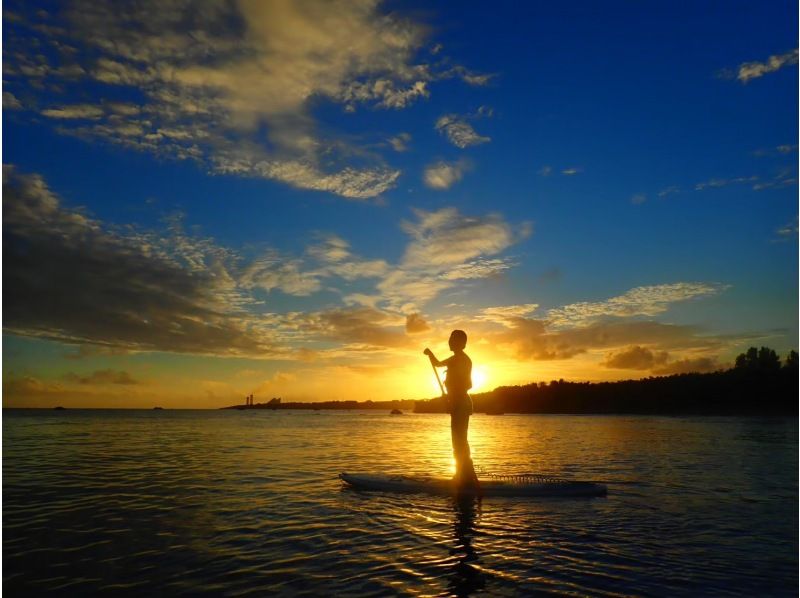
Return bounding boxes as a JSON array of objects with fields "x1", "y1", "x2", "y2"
[{"x1": 424, "y1": 330, "x2": 480, "y2": 489}]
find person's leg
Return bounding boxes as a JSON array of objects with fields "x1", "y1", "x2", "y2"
[{"x1": 451, "y1": 412, "x2": 474, "y2": 485}]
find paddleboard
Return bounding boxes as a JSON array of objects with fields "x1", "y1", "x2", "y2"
[{"x1": 339, "y1": 472, "x2": 607, "y2": 498}]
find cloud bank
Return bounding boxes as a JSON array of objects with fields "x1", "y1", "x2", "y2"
[{"x1": 4, "y1": 0, "x2": 490, "y2": 199}]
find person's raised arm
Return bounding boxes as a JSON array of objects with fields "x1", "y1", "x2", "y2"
[{"x1": 423, "y1": 347, "x2": 445, "y2": 367}]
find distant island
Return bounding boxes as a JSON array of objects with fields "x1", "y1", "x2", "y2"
[{"x1": 222, "y1": 347, "x2": 797, "y2": 416}]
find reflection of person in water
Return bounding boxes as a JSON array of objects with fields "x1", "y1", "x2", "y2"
[
  {"x1": 448, "y1": 495, "x2": 485, "y2": 596},
  {"x1": 424, "y1": 330, "x2": 480, "y2": 489}
]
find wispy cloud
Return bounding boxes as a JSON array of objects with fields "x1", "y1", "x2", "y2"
[
  {"x1": 40, "y1": 104, "x2": 105, "y2": 119},
  {"x1": 774, "y1": 218, "x2": 799, "y2": 241},
  {"x1": 631, "y1": 193, "x2": 647, "y2": 205},
  {"x1": 378, "y1": 208, "x2": 531, "y2": 309},
  {"x1": 435, "y1": 114, "x2": 490, "y2": 148},
  {"x1": 657, "y1": 186, "x2": 681, "y2": 198},
  {"x1": 4, "y1": 167, "x2": 530, "y2": 356},
  {"x1": 546, "y1": 282, "x2": 730, "y2": 327},
  {"x1": 4, "y1": 1, "x2": 484, "y2": 200},
  {"x1": 477, "y1": 304, "x2": 539, "y2": 327},
  {"x1": 61, "y1": 369, "x2": 139, "y2": 385},
  {"x1": 423, "y1": 159, "x2": 468, "y2": 189},
  {"x1": 561, "y1": 167, "x2": 582, "y2": 176},
  {"x1": 694, "y1": 176, "x2": 759, "y2": 191},
  {"x1": 736, "y1": 49, "x2": 798, "y2": 83},
  {"x1": 388, "y1": 133, "x2": 411, "y2": 152},
  {"x1": 3, "y1": 165, "x2": 268, "y2": 356}
]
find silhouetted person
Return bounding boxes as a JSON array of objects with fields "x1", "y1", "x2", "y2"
[{"x1": 425, "y1": 330, "x2": 480, "y2": 490}]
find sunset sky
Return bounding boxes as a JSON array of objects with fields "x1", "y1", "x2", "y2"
[{"x1": 3, "y1": 1, "x2": 798, "y2": 408}]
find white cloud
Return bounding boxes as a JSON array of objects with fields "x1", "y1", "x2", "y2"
[
  {"x1": 546, "y1": 282, "x2": 730, "y2": 327},
  {"x1": 423, "y1": 160, "x2": 468, "y2": 189},
  {"x1": 631, "y1": 193, "x2": 647, "y2": 205},
  {"x1": 401, "y1": 207, "x2": 520, "y2": 268},
  {"x1": 737, "y1": 49, "x2": 798, "y2": 82},
  {"x1": 657, "y1": 186, "x2": 680, "y2": 198},
  {"x1": 435, "y1": 114, "x2": 490, "y2": 148},
  {"x1": 561, "y1": 167, "x2": 582, "y2": 175},
  {"x1": 376, "y1": 208, "x2": 531, "y2": 309},
  {"x1": 239, "y1": 252, "x2": 322, "y2": 297},
  {"x1": 388, "y1": 132, "x2": 411, "y2": 152},
  {"x1": 5, "y1": 1, "x2": 481, "y2": 200},
  {"x1": 477, "y1": 304, "x2": 539, "y2": 327},
  {"x1": 41, "y1": 104, "x2": 104, "y2": 119}
]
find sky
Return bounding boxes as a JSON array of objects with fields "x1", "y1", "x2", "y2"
[{"x1": 2, "y1": 0, "x2": 798, "y2": 408}]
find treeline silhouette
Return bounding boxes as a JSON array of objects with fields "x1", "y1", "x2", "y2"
[{"x1": 415, "y1": 347, "x2": 798, "y2": 416}]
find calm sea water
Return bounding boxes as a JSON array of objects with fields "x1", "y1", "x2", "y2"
[{"x1": 3, "y1": 409, "x2": 797, "y2": 596}]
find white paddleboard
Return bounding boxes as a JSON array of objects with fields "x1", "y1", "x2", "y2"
[{"x1": 340, "y1": 472, "x2": 607, "y2": 498}]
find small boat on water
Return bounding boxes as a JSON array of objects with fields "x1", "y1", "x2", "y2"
[{"x1": 390, "y1": 408, "x2": 403, "y2": 415}]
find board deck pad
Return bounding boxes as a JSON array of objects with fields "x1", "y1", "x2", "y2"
[{"x1": 340, "y1": 472, "x2": 607, "y2": 498}]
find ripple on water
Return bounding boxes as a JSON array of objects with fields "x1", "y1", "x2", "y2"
[{"x1": 3, "y1": 410, "x2": 798, "y2": 596}]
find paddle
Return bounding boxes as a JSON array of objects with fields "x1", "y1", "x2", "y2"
[{"x1": 430, "y1": 357, "x2": 445, "y2": 397}]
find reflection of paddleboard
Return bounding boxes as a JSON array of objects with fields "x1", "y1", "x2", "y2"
[{"x1": 339, "y1": 472, "x2": 607, "y2": 498}]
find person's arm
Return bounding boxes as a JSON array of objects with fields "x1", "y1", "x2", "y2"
[{"x1": 423, "y1": 348, "x2": 451, "y2": 367}]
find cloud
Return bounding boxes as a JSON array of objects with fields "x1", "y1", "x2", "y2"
[
  {"x1": 657, "y1": 186, "x2": 681, "y2": 198},
  {"x1": 307, "y1": 307, "x2": 410, "y2": 348},
  {"x1": 435, "y1": 114, "x2": 490, "y2": 148},
  {"x1": 41, "y1": 104, "x2": 105, "y2": 119},
  {"x1": 478, "y1": 304, "x2": 539, "y2": 326},
  {"x1": 239, "y1": 252, "x2": 322, "y2": 296},
  {"x1": 774, "y1": 218, "x2": 799, "y2": 241},
  {"x1": 423, "y1": 160, "x2": 468, "y2": 189},
  {"x1": 631, "y1": 193, "x2": 647, "y2": 205},
  {"x1": 4, "y1": 1, "x2": 481, "y2": 199},
  {"x1": 694, "y1": 176, "x2": 758, "y2": 191},
  {"x1": 401, "y1": 207, "x2": 522, "y2": 268},
  {"x1": 561, "y1": 167, "x2": 582, "y2": 175},
  {"x1": 405, "y1": 313, "x2": 430, "y2": 333},
  {"x1": 491, "y1": 317, "x2": 736, "y2": 363},
  {"x1": 602, "y1": 346, "x2": 722, "y2": 374},
  {"x1": 388, "y1": 132, "x2": 411, "y2": 152},
  {"x1": 376, "y1": 207, "x2": 530, "y2": 309},
  {"x1": 62, "y1": 369, "x2": 139, "y2": 385},
  {"x1": 651, "y1": 357, "x2": 721, "y2": 375},
  {"x1": 602, "y1": 346, "x2": 669, "y2": 369},
  {"x1": 546, "y1": 282, "x2": 730, "y2": 327},
  {"x1": 3, "y1": 91, "x2": 23, "y2": 110},
  {"x1": 538, "y1": 165, "x2": 553, "y2": 176},
  {"x1": 4, "y1": 167, "x2": 532, "y2": 359},
  {"x1": 736, "y1": 49, "x2": 798, "y2": 82},
  {"x1": 3, "y1": 165, "x2": 269, "y2": 355}
]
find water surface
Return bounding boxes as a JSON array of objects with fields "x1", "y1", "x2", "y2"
[{"x1": 4, "y1": 410, "x2": 797, "y2": 596}]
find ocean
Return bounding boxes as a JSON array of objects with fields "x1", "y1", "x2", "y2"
[{"x1": 3, "y1": 409, "x2": 797, "y2": 596}]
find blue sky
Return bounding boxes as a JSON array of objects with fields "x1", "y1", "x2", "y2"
[{"x1": 3, "y1": 0, "x2": 797, "y2": 407}]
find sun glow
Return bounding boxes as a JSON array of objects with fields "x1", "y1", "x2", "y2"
[{"x1": 471, "y1": 366, "x2": 488, "y2": 392}]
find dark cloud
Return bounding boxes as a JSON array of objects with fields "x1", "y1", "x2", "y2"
[
  {"x1": 405, "y1": 313, "x2": 430, "y2": 334},
  {"x1": 315, "y1": 307, "x2": 410, "y2": 348},
  {"x1": 602, "y1": 345, "x2": 669, "y2": 370},
  {"x1": 492, "y1": 318, "x2": 731, "y2": 362},
  {"x1": 3, "y1": 165, "x2": 268, "y2": 356},
  {"x1": 652, "y1": 357, "x2": 721, "y2": 375},
  {"x1": 61, "y1": 369, "x2": 139, "y2": 385}
]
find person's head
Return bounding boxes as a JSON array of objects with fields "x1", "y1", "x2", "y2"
[{"x1": 449, "y1": 329, "x2": 467, "y2": 352}]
